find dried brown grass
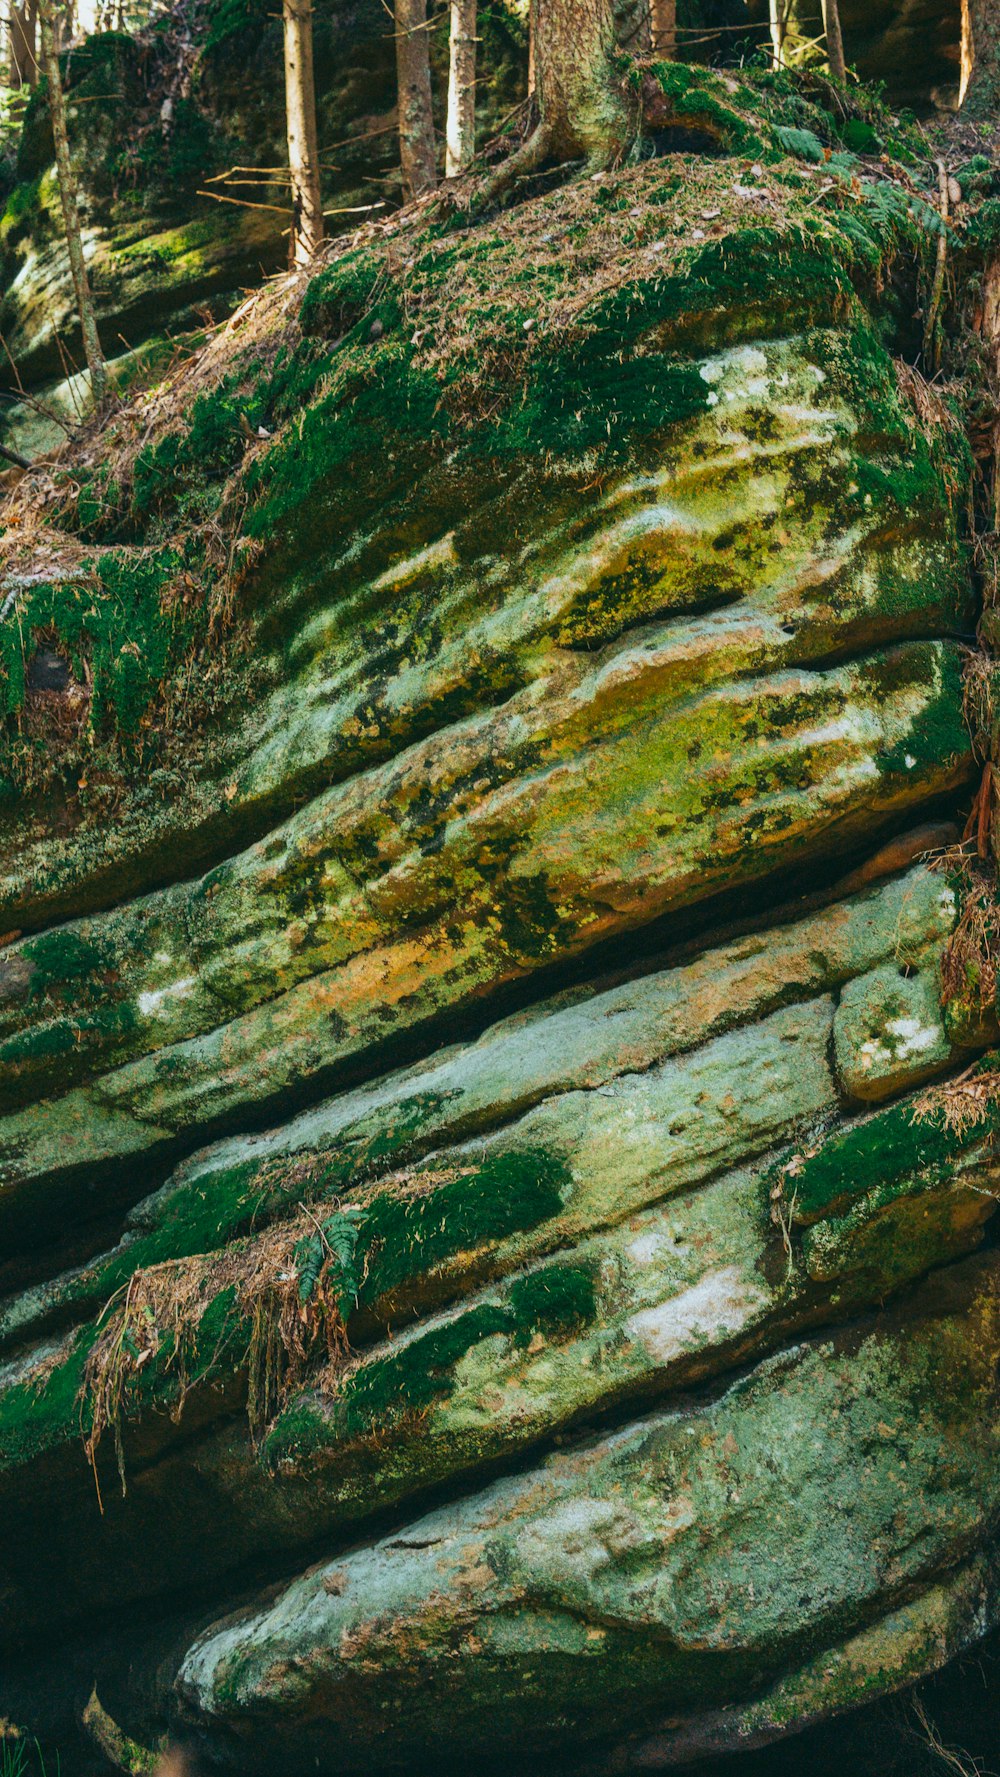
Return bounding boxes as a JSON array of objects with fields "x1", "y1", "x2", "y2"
[
  {"x1": 912, "y1": 1063, "x2": 1000, "y2": 1135},
  {"x1": 933, "y1": 847, "x2": 1000, "y2": 1014},
  {"x1": 962, "y1": 646, "x2": 996, "y2": 764},
  {"x1": 80, "y1": 1204, "x2": 355, "y2": 1505}
]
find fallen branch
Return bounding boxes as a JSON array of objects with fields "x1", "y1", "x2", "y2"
[
  {"x1": 0, "y1": 386, "x2": 77, "y2": 436},
  {"x1": 196, "y1": 188, "x2": 292, "y2": 215}
]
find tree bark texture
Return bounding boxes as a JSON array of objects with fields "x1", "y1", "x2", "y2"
[
  {"x1": 650, "y1": 0, "x2": 676, "y2": 57},
  {"x1": 445, "y1": 0, "x2": 476, "y2": 178},
  {"x1": 283, "y1": 0, "x2": 324, "y2": 262},
  {"x1": 822, "y1": 0, "x2": 845, "y2": 78},
  {"x1": 533, "y1": 0, "x2": 628, "y2": 161},
  {"x1": 961, "y1": 0, "x2": 1000, "y2": 116},
  {"x1": 396, "y1": 0, "x2": 437, "y2": 201},
  {"x1": 615, "y1": 0, "x2": 650, "y2": 53},
  {"x1": 9, "y1": 0, "x2": 37, "y2": 87},
  {"x1": 769, "y1": 0, "x2": 785, "y2": 65},
  {"x1": 37, "y1": 0, "x2": 108, "y2": 403}
]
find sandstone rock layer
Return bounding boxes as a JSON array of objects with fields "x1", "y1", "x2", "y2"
[{"x1": 0, "y1": 70, "x2": 997, "y2": 1772}]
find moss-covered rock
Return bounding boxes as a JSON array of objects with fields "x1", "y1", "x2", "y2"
[
  {"x1": 0, "y1": 0, "x2": 530, "y2": 393},
  {"x1": 0, "y1": 60, "x2": 997, "y2": 1776},
  {"x1": 175, "y1": 1256, "x2": 1000, "y2": 1772}
]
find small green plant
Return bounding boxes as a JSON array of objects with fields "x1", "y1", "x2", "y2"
[{"x1": 0, "y1": 1736, "x2": 60, "y2": 1777}]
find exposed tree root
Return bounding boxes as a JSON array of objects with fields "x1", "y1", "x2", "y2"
[{"x1": 470, "y1": 121, "x2": 558, "y2": 212}]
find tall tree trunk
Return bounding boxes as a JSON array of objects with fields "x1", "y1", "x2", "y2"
[
  {"x1": 9, "y1": 0, "x2": 37, "y2": 87},
  {"x1": 37, "y1": 0, "x2": 108, "y2": 403},
  {"x1": 961, "y1": 0, "x2": 1000, "y2": 118},
  {"x1": 769, "y1": 0, "x2": 785, "y2": 66},
  {"x1": 395, "y1": 0, "x2": 437, "y2": 200},
  {"x1": 650, "y1": 0, "x2": 675, "y2": 57},
  {"x1": 283, "y1": 0, "x2": 324, "y2": 263},
  {"x1": 533, "y1": 0, "x2": 627, "y2": 161},
  {"x1": 616, "y1": 0, "x2": 650, "y2": 53},
  {"x1": 822, "y1": 0, "x2": 845, "y2": 79},
  {"x1": 478, "y1": 0, "x2": 628, "y2": 206},
  {"x1": 445, "y1": 0, "x2": 476, "y2": 178}
]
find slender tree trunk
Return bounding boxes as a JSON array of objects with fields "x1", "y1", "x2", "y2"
[
  {"x1": 283, "y1": 0, "x2": 324, "y2": 263},
  {"x1": 769, "y1": 0, "x2": 785, "y2": 66},
  {"x1": 395, "y1": 0, "x2": 437, "y2": 201},
  {"x1": 822, "y1": 0, "x2": 845, "y2": 79},
  {"x1": 527, "y1": 0, "x2": 536, "y2": 96},
  {"x1": 9, "y1": 0, "x2": 37, "y2": 87},
  {"x1": 37, "y1": 0, "x2": 108, "y2": 403},
  {"x1": 961, "y1": 0, "x2": 1000, "y2": 118},
  {"x1": 445, "y1": 0, "x2": 476, "y2": 178},
  {"x1": 650, "y1": 0, "x2": 675, "y2": 57}
]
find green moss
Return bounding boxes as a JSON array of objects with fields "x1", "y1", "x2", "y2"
[
  {"x1": 779, "y1": 1076, "x2": 1000, "y2": 1225},
  {"x1": 4, "y1": 549, "x2": 181, "y2": 734},
  {"x1": 298, "y1": 247, "x2": 386, "y2": 340},
  {"x1": 866, "y1": 644, "x2": 968, "y2": 781},
  {"x1": 14, "y1": 1146, "x2": 572, "y2": 1384},
  {"x1": 0, "y1": 1332, "x2": 94, "y2": 1471},
  {"x1": 640, "y1": 60, "x2": 768, "y2": 160},
  {"x1": 267, "y1": 1147, "x2": 573, "y2": 1332},
  {"x1": 266, "y1": 1254, "x2": 597, "y2": 1463},
  {"x1": 507, "y1": 1264, "x2": 596, "y2": 1342},
  {"x1": 132, "y1": 377, "x2": 265, "y2": 523},
  {"x1": 841, "y1": 118, "x2": 880, "y2": 154},
  {"x1": 0, "y1": 176, "x2": 42, "y2": 250},
  {"x1": 0, "y1": 60, "x2": 956, "y2": 819},
  {"x1": 244, "y1": 341, "x2": 446, "y2": 544}
]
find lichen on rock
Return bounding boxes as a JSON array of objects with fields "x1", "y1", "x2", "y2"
[{"x1": 2, "y1": 52, "x2": 1000, "y2": 1777}]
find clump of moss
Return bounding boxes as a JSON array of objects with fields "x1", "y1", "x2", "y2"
[
  {"x1": 298, "y1": 247, "x2": 388, "y2": 340},
  {"x1": 132, "y1": 378, "x2": 267, "y2": 523},
  {"x1": 72, "y1": 1145, "x2": 572, "y2": 1482},
  {"x1": 771, "y1": 1078, "x2": 1000, "y2": 1228},
  {"x1": 267, "y1": 1256, "x2": 597, "y2": 1463}
]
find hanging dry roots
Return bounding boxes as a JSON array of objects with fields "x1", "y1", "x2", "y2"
[
  {"x1": 82, "y1": 1265, "x2": 206, "y2": 1511},
  {"x1": 912, "y1": 1063, "x2": 1000, "y2": 1136},
  {"x1": 962, "y1": 647, "x2": 996, "y2": 763},
  {"x1": 80, "y1": 1208, "x2": 360, "y2": 1504},
  {"x1": 962, "y1": 760, "x2": 995, "y2": 859},
  {"x1": 935, "y1": 848, "x2": 1000, "y2": 1020},
  {"x1": 243, "y1": 1235, "x2": 351, "y2": 1441}
]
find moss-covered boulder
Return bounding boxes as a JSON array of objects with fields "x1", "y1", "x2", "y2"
[{"x1": 0, "y1": 61, "x2": 998, "y2": 1775}]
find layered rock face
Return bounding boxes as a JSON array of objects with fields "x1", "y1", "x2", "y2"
[{"x1": 1, "y1": 69, "x2": 998, "y2": 1773}]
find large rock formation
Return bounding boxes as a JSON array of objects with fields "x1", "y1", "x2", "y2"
[{"x1": 1, "y1": 61, "x2": 999, "y2": 1774}]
